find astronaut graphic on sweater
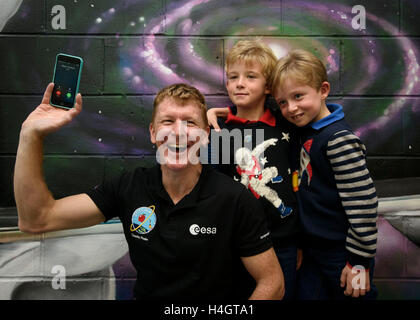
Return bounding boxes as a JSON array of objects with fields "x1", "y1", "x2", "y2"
[{"x1": 235, "y1": 138, "x2": 292, "y2": 218}]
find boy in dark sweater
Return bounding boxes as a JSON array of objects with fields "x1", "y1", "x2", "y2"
[
  {"x1": 207, "y1": 40, "x2": 300, "y2": 300},
  {"x1": 270, "y1": 49, "x2": 378, "y2": 299}
]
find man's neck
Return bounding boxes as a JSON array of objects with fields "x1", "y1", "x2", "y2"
[
  {"x1": 236, "y1": 104, "x2": 265, "y2": 121},
  {"x1": 161, "y1": 164, "x2": 203, "y2": 205}
]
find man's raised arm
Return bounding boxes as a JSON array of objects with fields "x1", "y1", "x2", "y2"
[{"x1": 14, "y1": 83, "x2": 105, "y2": 234}]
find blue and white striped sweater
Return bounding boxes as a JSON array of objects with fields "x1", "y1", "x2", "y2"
[
  {"x1": 328, "y1": 130, "x2": 378, "y2": 258},
  {"x1": 297, "y1": 104, "x2": 378, "y2": 268}
]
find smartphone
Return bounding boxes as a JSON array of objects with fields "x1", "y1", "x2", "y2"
[{"x1": 50, "y1": 54, "x2": 83, "y2": 109}]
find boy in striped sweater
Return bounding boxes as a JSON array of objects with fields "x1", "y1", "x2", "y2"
[{"x1": 270, "y1": 50, "x2": 378, "y2": 299}]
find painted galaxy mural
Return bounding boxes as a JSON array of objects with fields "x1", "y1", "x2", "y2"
[{"x1": 0, "y1": 0, "x2": 419, "y2": 300}]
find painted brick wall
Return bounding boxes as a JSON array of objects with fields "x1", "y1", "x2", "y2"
[{"x1": 1, "y1": 0, "x2": 420, "y2": 300}]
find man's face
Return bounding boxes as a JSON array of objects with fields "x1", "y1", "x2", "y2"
[
  {"x1": 226, "y1": 60, "x2": 269, "y2": 110},
  {"x1": 150, "y1": 98, "x2": 209, "y2": 170},
  {"x1": 273, "y1": 78, "x2": 330, "y2": 127}
]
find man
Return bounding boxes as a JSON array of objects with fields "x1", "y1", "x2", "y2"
[{"x1": 14, "y1": 82, "x2": 284, "y2": 300}]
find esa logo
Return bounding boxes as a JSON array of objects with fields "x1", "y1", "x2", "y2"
[{"x1": 189, "y1": 224, "x2": 217, "y2": 236}]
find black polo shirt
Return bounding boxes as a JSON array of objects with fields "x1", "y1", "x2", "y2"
[{"x1": 87, "y1": 164, "x2": 272, "y2": 300}]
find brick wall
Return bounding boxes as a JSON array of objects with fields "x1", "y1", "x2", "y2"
[{"x1": 1, "y1": 0, "x2": 419, "y2": 300}]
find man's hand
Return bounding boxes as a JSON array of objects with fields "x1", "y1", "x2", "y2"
[
  {"x1": 22, "y1": 83, "x2": 82, "y2": 138},
  {"x1": 15, "y1": 83, "x2": 104, "y2": 234},
  {"x1": 340, "y1": 263, "x2": 371, "y2": 298}
]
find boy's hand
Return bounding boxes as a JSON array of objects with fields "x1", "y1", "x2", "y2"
[
  {"x1": 206, "y1": 107, "x2": 229, "y2": 132},
  {"x1": 340, "y1": 264, "x2": 371, "y2": 298},
  {"x1": 22, "y1": 83, "x2": 82, "y2": 138}
]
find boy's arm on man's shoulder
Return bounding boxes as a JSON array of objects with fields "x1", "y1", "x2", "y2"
[
  {"x1": 206, "y1": 107, "x2": 230, "y2": 131},
  {"x1": 207, "y1": 120, "x2": 228, "y2": 172},
  {"x1": 326, "y1": 130, "x2": 378, "y2": 268}
]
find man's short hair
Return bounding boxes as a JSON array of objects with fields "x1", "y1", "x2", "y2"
[
  {"x1": 270, "y1": 49, "x2": 328, "y2": 94},
  {"x1": 152, "y1": 83, "x2": 209, "y2": 127},
  {"x1": 225, "y1": 39, "x2": 278, "y2": 80}
]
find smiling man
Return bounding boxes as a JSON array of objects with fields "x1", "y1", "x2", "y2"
[
  {"x1": 14, "y1": 82, "x2": 284, "y2": 300},
  {"x1": 150, "y1": 84, "x2": 210, "y2": 172}
]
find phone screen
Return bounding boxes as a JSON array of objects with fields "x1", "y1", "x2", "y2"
[{"x1": 51, "y1": 55, "x2": 82, "y2": 109}]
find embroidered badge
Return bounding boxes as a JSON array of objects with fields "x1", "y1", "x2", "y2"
[{"x1": 130, "y1": 205, "x2": 157, "y2": 235}]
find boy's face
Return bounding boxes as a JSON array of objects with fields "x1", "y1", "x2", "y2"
[
  {"x1": 273, "y1": 78, "x2": 330, "y2": 127},
  {"x1": 226, "y1": 60, "x2": 269, "y2": 110}
]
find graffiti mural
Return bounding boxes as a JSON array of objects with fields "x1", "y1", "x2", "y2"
[
  {"x1": 0, "y1": 0, "x2": 23, "y2": 31},
  {"x1": 1, "y1": 0, "x2": 420, "y2": 300},
  {"x1": 0, "y1": 218, "x2": 132, "y2": 299}
]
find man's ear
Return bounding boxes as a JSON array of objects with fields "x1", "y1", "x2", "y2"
[
  {"x1": 149, "y1": 123, "x2": 156, "y2": 144},
  {"x1": 320, "y1": 81, "x2": 331, "y2": 100},
  {"x1": 203, "y1": 125, "x2": 210, "y2": 144}
]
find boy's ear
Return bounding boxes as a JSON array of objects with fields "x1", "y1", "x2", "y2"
[{"x1": 320, "y1": 81, "x2": 330, "y2": 100}]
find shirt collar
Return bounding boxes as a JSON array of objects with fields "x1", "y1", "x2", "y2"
[
  {"x1": 147, "y1": 164, "x2": 212, "y2": 207},
  {"x1": 225, "y1": 106, "x2": 276, "y2": 127},
  {"x1": 310, "y1": 103, "x2": 344, "y2": 130}
]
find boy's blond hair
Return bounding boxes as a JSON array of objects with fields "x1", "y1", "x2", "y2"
[
  {"x1": 152, "y1": 83, "x2": 208, "y2": 127},
  {"x1": 270, "y1": 49, "x2": 328, "y2": 94},
  {"x1": 225, "y1": 39, "x2": 277, "y2": 80}
]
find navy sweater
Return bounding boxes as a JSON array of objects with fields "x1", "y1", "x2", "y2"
[{"x1": 297, "y1": 104, "x2": 378, "y2": 268}]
